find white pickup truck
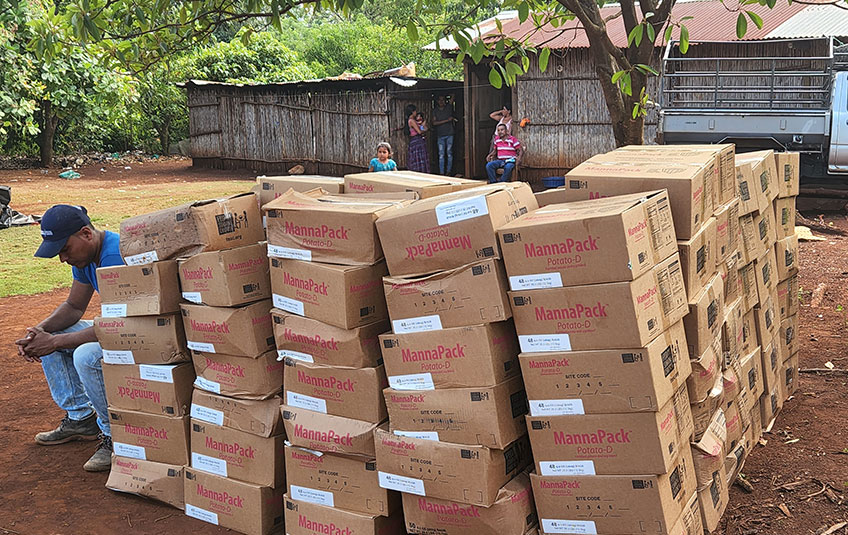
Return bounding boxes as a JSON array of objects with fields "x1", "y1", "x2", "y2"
[{"x1": 659, "y1": 37, "x2": 848, "y2": 181}]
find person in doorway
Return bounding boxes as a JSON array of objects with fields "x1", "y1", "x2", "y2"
[
  {"x1": 405, "y1": 104, "x2": 430, "y2": 173},
  {"x1": 489, "y1": 105, "x2": 512, "y2": 137},
  {"x1": 369, "y1": 142, "x2": 398, "y2": 172},
  {"x1": 432, "y1": 95, "x2": 457, "y2": 175},
  {"x1": 486, "y1": 123, "x2": 523, "y2": 183},
  {"x1": 14, "y1": 205, "x2": 122, "y2": 472}
]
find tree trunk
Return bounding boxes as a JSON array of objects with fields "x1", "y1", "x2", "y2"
[
  {"x1": 39, "y1": 101, "x2": 58, "y2": 168},
  {"x1": 157, "y1": 118, "x2": 171, "y2": 156}
]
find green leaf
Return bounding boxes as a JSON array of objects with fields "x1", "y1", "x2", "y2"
[
  {"x1": 664, "y1": 25, "x2": 674, "y2": 43},
  {"x1": 628, "y1": 24, "x2": 644, "y2": 47},
  {"x1": 646, "y1": 23, "x2": 655, "y2": 42},
  {"x1": 747, "y1": 11, "x2": 764, "y2": 29},
  {"x1": 680, "y1": 25, "x2": 689, "y2": 53},
  {"x1": 489, "y1": 67, "x2": 503, "y2": 89},
  {"x1": 736, "y1": 13, "x2": 747, "y2": 38},
  {"x1": 470, "y1": 41, "x2": 485, "y2": 64},
  {"x1": 83, "y1": 15, "x2": 101, "y2": 41},
  {"x1": 518, "y1": 2, "x2": 530, "y2": 23},
  {"x1": 406, "y1": 20, "x2": 419, "y2": 42},
  {"x1": 635, "y1": 63, "x2": 659, "y2": 76},
  {"x1": 539, "y1": 47, "x2": 551, "y2": 71},
  {"x1": 612, "y1": 70, "x2": 625, "y2": 84}
]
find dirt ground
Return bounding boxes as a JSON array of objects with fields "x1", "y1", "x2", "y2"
[{"x1": 0, "y1": 163, "x2": 846, "y2": 534}]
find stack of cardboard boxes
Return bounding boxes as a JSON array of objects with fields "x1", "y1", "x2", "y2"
[
  {"x1": 262, "y1": 189, "x2": 408, "y2": 535},
  {"x1": 344, "y1": 170, "x2": 480, "y2": 198},
  {"x1": 373, "y1": 182, "x2": 540, "y2": 535},
  {"x1": 497, "y1": 184, "x2": 701, "y2": 535}
]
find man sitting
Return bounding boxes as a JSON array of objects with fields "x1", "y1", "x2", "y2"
[{"x1": 486, "y1": 123, "x2": 524, "y2": 183}]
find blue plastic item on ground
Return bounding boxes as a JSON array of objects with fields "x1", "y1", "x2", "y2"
[{"x1": 542, "y1": 176, "x2": 565, "y2": 189}]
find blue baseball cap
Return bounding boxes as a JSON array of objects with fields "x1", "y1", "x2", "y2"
[{"x1": 34, "y1": 204, "x2": 91, "y2": 258}]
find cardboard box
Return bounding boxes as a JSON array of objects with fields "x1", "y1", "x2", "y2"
[
  {"x1": 754, "y1": 288, "x2": 779, "y2": 347},
  {"x1": 384, "y1": 376, "x2": 527, "y2": 449},
  {"x1": 184, "y1": 468, "x2": 284, "y2": 535},
  {"x1": 380, "y1": 321, "x2": 520, "y2": 389},
  {"x1": 562, "y1": 155, "x2": 712, "y2": 240},
  {"x1": 760, "y1": 384, "x2": 784, "y2": 428},
  {"x1": 178, "y1": 243, "x2": 270, "y2": 306},
  {"x1": 783, "y1": 351, "x2": 799, "y2": 398},
  {"x1": 724, "y1": 437, "x2": 748, "y2": 485},
  {"x1": 497, "y1": 190, "x2": 677, "y2": 288},
  {"x1": 258, "y1": 175, "x2": 344, "y2": 205},
  {"x1": 530, "y1": 448, "x2": 696, "y2": 535},
  {"x1": 509, "y1": 253, "x2": 688, "y2": 352},
  {"x1": 735, "y1": 161, "x2": 764, "y2": 216},
  {"x1": 344, "y1": 171, "x2": 477, "y2": 198},
  {"x1": 741, "y1": 308, "x2": 758, "y2": 355},
  {"x1": 778, "y1": 314, "x2": 799, "y2": 358},
  {"x1": 722, "y1": 363, "x2": 742, "y2": 402},
  {"x1": 714, "y1": 198, "x2": 740, "y2": 265},
  {"x1": 754, "y1": 250, "x2": 777, "y2": 303},
  {"x1": 739, "y1": 260, "x2": 759, "y2": 312},
  {"x1": 740, "y1": 347, "x2": 765, "y2": 401},
  {"x1": 273, "y1": 311, "x2": 386, "y2": 368},
  {"x1": 761, "y1": 340, "x2": 781, "y2": 393},
  {"x1": 723, "y1": 297, "x2": 744, "y2": 365},
  {"x1": 690, "y1": 410, "x2": 726, "y2": 489},
  {"x1": 687, "y1": 335, "x2": 723, "y2": 405},
  {"x1": 519, "y1": 320, "x2": 691, "y2": 414},
  {"x1": 102, "y1": 362, "x2": 194, "y2": 416},
  {"x1": 673, "y1": 493, "x2": 705, "y2": 535},
  {"x1": 95, "y1": 314, "x2": 188, "y2": 365},
  {"x1": 383, "y1": 259, "x2": 511, "y2": 333},
  {"x1": 284, "y1": 444, "x2": 400, "y2": 516},
  {"x1": 106, "y1": 457, "x2": 185, "y2": 510},
  {"x1": 109, "y1": 408, "x2": 190, "y2": 465},
  {"x1": 181, "y1": 300, "x2": 274, "y2": 357},
  {"x1": 284, "y1": 494, "x2": 405, "y2": 535},
  {"x1": 401, "y1": 471, "x2": 537, "y2": 535},
  {"x1": 120, "y1": 193, "x2": 264, "y2": 265},
  {"x1": 736, "y1": 150, "x2": 777, "y2": 207},
  {"x1": 697, "y1": 460, "x2": 729, "y2": 533},
  {"x1": 775, "y1": 152, "x2": 800, "y2": 198},
  {"x1": 192, "y1": 350, "x2": 283, "y2": 400},
  {"x1": 683, "y1": 273, "x2": 724, "y2": 357},
  {"x1": 753, "y1": 204, "x2": 778, "y2": 250},
  {"x1": 96, "y1": 261, "x2": 181, "y2": 317},
  {"x1": 677, "y1": 217, "x2": 716, "y2": 298},
  {"x1": 375, "y1": 182, "x2": 538, "y2": 277},
  {"x1": 264, "y1": 189, "x2": 410, "y2": 265},
  {"x1": 281, "y1": 404, "x2": 382, "y2": 458},
  {"x1": 719, "y1": 249, "x2": 743, "y2": 304},
  {"x1": 374, "y1": 428, "x2": 532, "y2": 506},
  {"x1": 723, "y1": 395, "x2": 746, "y2": 449},
  {"x1": 270, "y1": 258, "x2": 388, "y2": 330},
  {"x1": 283, "y1": 360, "x2": 388, "y2": 423},
  {"x1": 738, "y1": 214, "x2": 764, "y2": 265},
  {"x1": 190, "y1": 389, "x2": 282, "y2": 438},
  {"x1": 190, "y1": 419, "x2": 285, "y2": 487},
  {"x1": 690, "y1": 375, "x2": 724, "y2": 441},
  {"x1": 776, "y1": 274, "x2": 799, "y2": 321},
  {"x1": 773, "y1": 196, "x2": 796, "y2": 240},
  {"x1": 526, "y1": 387, "x2": 693, "y2": 476},
  {"x1": 775, "y1": 235, "x2": 799, "y2": 281}
]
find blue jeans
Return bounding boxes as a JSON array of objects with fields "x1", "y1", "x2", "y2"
[
  {"x1": 486, "y1": 159, "x2": 516, "y2": 183},
  {"x1": 437, "y1": 135, "x2": 454, "y2": 175},
  {"x1": 40, "y1": 320, "x2": 110, "y2": 436}
]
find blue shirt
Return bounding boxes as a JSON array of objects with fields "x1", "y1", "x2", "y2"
[
  {"x1": 72, "y1": 230, "x2": 124, "y2": 293},
  {"x1": 370, "y1": 158, "x2": 397, "y2": 172}
]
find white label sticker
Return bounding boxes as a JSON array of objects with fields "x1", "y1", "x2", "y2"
[
  {"x1": 194, "y1": 377, "x2": 221, "y2": 394},
  {"x1": 273, "y1": 294, "x2": 305, "y2": 316},
  {"x1": 263, "y1": 215, "x2": 267, "y2": 229},
  {"x1": 539, "y1": 461, "x2": 596, "y2": 476},
  {"x1": 393, "y1": 430, "x2": 439, "y2": 441},
  {"x1": 277, "y1": 349, "x2": 314, "y2": 363},
  {"x1": 530, "y1": 399, "x2": 585, "y2": 416},
  {"x1": 182, "y1": 292, "x2": 203, "y2": 304},
  {"x1": 191, "y1": 404, "x2": 225, "y2": 426},
  {"x1": 191, "y1": 452, "x2": 228, "y2": 477},
  {"x1": 287, "y1": 391, "x2": 328, "y2": 413},
  {"x1": 185, "y1": 504, "x2": 219, "y2": 526},
  {"x1": 291, "y1": 485, "x2": 335, "y2": 507},
  {"x1": 378, "y1": 471, "x2": 426, "y2": 496},
  {"x1": 268, "y1": 244, "x2": 312, "y2": 261},
  {"x1": 388, "y1": 373, "x2": 435, "y2": 391},
  {"x1": 101, "y1": 304, "x2": 128, "y2": 318},
  {"x1": 519, "y1": 334, "x2": 572, "y2": 353},
  {"x1": 138, "y1": 364, "x2": 176, "y2": 383},
  {"x1": 435, "y1": 195, "x2": 489, "y2": 225},
  {"x1": 124, "y1": 250, "x2": 159, "y2": 266},
  {"x1": 102, "y1": 350, "x2": 135, "y2": 365},
  {"x1": 392, "y1": 315, "x2": 443, "y2": 334},
  {"x1": 509, "y1": 273, "x2": 564, "y2": 291},
  {"x1": 113, "y1": 442, "x2": 146, "y2": 460},
  {"x1": 187, "y1": 341, "x2": 216, "y2": 353},
  {"x1": 541, "y1": 519, "x2": 597, "y2": 534}
]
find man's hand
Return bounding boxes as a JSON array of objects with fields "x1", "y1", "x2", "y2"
[
  {"x1": 18, "y1": 327, "x2": 57, "y2": 361},
  {"x1": 15, "y1": 330, "x2": 38, "y2": 362}
]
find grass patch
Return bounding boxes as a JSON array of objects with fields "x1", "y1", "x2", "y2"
[{"x1": 0, "y1": 178, "x2": 253, "y2": 298}]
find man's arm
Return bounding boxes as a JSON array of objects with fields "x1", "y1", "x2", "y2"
[
  {"x1": 515, "y1": 143, "x2": 525, "y2": 166},
  {"x1": 16, "y1": 280, "x2": 96, "y2": 359}
]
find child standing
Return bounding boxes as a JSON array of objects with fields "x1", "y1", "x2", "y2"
[{"x1": 369, "y1": 142, "x2": 398, "y2": 172}]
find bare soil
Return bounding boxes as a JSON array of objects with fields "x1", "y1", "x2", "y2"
[{"x1": 0, "y1": 163, "x2": 846, "y2": 534}]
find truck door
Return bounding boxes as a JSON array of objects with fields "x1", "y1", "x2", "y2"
[{"x1": 830, "y1": 71, "x2": 848, "y2": 174}]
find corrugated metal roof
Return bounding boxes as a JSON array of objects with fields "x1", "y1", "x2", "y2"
[
  {"x1": 765, "y1": 4, "x2": 848, "y2": 39},
  {"x1": 431, "y1": 0, "x2": 807, "y2": 50},
  {"x1": 424, "y1": 11, "x2": 518, "y2": 50}
]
